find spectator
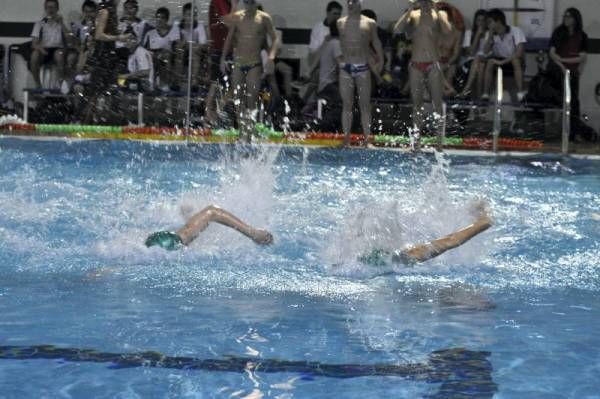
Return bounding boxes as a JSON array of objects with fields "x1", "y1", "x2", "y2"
[
  {"x1": 309, "y1": 1, "x2": 343, "y2": 58},
  {"x1": 84, "y1": 0, "x2": 132, "y2": 122},
  {"x1": 121, "y1": 34, "x2": 154, "y2": 92},
  {"x1": 548, "y1": 7, "x2": 588, "y2": 130},
  {"x1": 481, "y1": 8, "x2": 527, "y2": 102},
  {"x1": 117, "y1": 0, "x2": 149, "y2": 46},
  {"x1": 174, "y1": 2, "x2": 208, "y2": 88},
  {"x1": 116, "y1": 0, "x2": 149, "y2": 70},
  {"x1": 387, "y1": 32, "x2": 412, "y2": 98},
  {"x1": 458, "y1": 9, "x2": 488, "y2": 98},
  {"x1": 143, "y1": 7, "x2": 181, "y2": 91},
  {"x1": 71, "y1": 1, "x2": 98, "y2": 47},
  {"x1": 205, "y1": 0, "x2": 236, "y2": 125},
  {"x1": 298, "y1": 1, "x2": 343, "y2": 111},
  {"x1": 30, "y1": 0, "x2": 72, "y2": 89},
  {"x1": 68, "y1": 1, "x2": 97, "y2": 86},
  {"x1": 435, "y1": 2, "x2": 464, "y2": 97}
]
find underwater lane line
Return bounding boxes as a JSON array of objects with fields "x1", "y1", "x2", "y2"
[{"x1": 0, "y1": 344, "x2": 498, "y2": 397}]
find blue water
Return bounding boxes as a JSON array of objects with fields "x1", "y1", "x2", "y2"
[{"x1": 0, "y1": 137, "x2": 599, "y2": 398}]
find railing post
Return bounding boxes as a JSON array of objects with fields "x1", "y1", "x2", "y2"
[
  {"x1": 184, "y1": 0, "x2": 197, "y2": 140},
  {"x1": 562, "y1": 69, "x2": 571, "y2": 155},
  {"x1": 492, "y1": 66, "x2": 503, "y2": 153},
  {"x1": 137, "y1": 92, "x2": 144, "y2": 126},
  {"x1": 317, "y1": 99, "x2": 326, "y2": 120},
  {"x1": 438, "y1": 102, "x2": 447, "y2": 151},
  {"x1": 23, "y1": 90, "x2": 29, "y2": 123}
]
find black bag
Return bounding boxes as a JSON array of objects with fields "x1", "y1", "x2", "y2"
[{"x1": 525, "y1": 69, "x2": 562, "y2": 105}]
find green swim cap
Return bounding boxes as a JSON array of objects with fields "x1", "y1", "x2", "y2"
[
  {"x1": 359, "y1": 249, "x2": 391, "y2": 267},
  {"x1": 145, "y1": 231, "x2": 184, "y2": 251}
]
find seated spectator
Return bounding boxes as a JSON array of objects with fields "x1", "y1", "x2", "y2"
[
  {"x1": 458, "y1": 9, "x2": 488, "y2": 99},
  {"x1": 386, "y1": 32, "x2": 411, "y2": 98},
  {"x1": 174, "y1": 2, "x2": 208, "y2": 88},
  {"x1": 117, "y1": 0, "x2": 150, "y2": 68},
  {"x1": 435, "y1": 2, "x2": 464, "y2": 97},
  {"x1": 71, "y1": 1, "x2": 97, "y2": 47},
  {"x1": 121, "y1": 35, "x2": 154, "y2": 92},
  {"x1": 68, "y1": 0, "x2": 97, "y2": 78},
  {"x1": 481, "y1": 8, "x2": 527, "y2": 102},
  {"x1": 547, "y1": 7, "x2": 588, "y2": 137},
  {"x1": 118, "y1": 0, "x2": 149, "y2": 45},
  {"x1": 143, "y1": 7, "x2": 181, "y2": 91},
  {"x1": 30, "y1": 0, "x2": 72, "y2": 89}
]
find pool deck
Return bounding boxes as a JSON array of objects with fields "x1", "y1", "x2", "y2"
[{"x1": 1, "y1": 130, "x2": 599, "y2": 160}]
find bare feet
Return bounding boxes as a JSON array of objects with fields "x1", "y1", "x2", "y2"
[{"x1": 251, "y1": 228, "x2": 274, "y2": 245}]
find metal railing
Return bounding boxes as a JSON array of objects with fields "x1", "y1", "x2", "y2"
[{"x1": 562, "y1": 69, "x2": 571, "y2": 155}]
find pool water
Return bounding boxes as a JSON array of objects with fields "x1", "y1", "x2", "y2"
[{"x1": 0, "y1": 137, "x2": 599, "y2": 398}]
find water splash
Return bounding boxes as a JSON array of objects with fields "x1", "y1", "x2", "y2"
[{"x1": 321, "y1": 152, "x2": 495, "y2": 278}]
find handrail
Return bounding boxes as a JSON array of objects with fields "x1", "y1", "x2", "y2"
[
  {"x1": 184, "y1": 0, "x2": 197, "y2": 141},
  {"x1": 562, "y1": 69, "x2": 571, "y2": 155},
  {"x1": 492, "y1": 66, "x2": 503, "y2": 153}
]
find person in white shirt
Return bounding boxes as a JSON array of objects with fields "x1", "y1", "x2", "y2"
[
  {"x1": 143, "y1": 7, "x2": 180, "y2": 90},
  {"x1": 174, "y1": 2, "x2": 208, "y2": 88},
  {"x1": 309, "y1": 1, "x2": 343, "y2": 57},
  {"x1": 117, "y1": 0, "x2": 149, "y2": 48},
  {"x1": 30, "y1": 0, "x2": 72, "y2": 88},
  {"x1": 481, "y1": 8, "x2": 527, "y2": 102},
  {"x1": 122, "y1": 35, "x2": 154, "y2": 91},
  {"x1": 302, "y1": 1, "x2": 343, "y2": 105}
]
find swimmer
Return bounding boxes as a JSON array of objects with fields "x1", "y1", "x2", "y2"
[
  {"x1": 394, "y1": 0, "x2": 451, "y2": 151},
  {"x1": 145, "y1": 205, "x2": 273, "y2": 250},
  {"x1": 220, "y1": 0, "x2": 280, "y2": 141},
  {"x1": 337, "y1": 0, "x2": 384, "y2": 148},
  {"x1": 359, "y1": 200, "x2": 492, "y2": 267}
]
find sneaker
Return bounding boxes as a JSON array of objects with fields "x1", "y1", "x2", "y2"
[{"x1": 517, "y1": 91, "x2": 527, "y2": 102}]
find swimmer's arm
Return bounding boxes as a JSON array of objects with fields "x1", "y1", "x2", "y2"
[
  {"x1": 396, "y1": 216, "x2": 492, "y2": 264},
  {"x1": 176, "y1": 206, "x2": 273, "y2": 245}
]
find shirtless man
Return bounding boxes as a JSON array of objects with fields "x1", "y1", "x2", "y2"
[
  {"x1": 394, "y1": 0, "x2": 451, "y2": 150},
  {"x1": 220, "y1": 0, "x2": 280, "y2": 140},
  {"x1": 337, "y1": 0, "x2": 383, "y2": 147}
]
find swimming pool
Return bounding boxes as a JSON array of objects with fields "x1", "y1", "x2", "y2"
[{"x1": 1, "y1": 137, "x2": 599, "y2": 398}]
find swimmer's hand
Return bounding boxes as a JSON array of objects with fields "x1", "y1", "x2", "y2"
[{"x1": 251, "y1": 228, "x2": 274, "y2": 245}]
